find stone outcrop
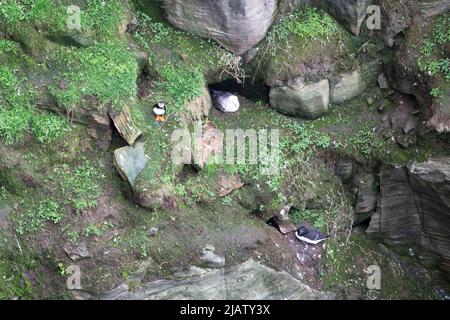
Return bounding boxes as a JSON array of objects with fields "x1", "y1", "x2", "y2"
[
  {"x1": 332, "y1": 60, "x2": 382, "y2": 104},
  {"x1": 354, "y1": 174, "x2": 378, "y2": 224},
  {"x1": 161, "y1": 0, "x2": 278, "y2": 55},
  {"x1": 98, "y1": 259, "x2": 335, "y2": 300},
  {"x1": 269, "y1": 79, "x2": 330, "y2": 119},
  {"x1": 113, "y1": 143, "x2": 148, "y2": 188},
  {"x1": 109, "y1": 105, "x2": 142, "y2": 146},
  {"x1": 367, "y1": 160, "x2": 450, "y2": 274},
  {"x1": 182, "y1": 86, "x2": 213, "y2": 124},
  {"x1": 312, "y1": 0, "x2": 372, "y2": 36}
]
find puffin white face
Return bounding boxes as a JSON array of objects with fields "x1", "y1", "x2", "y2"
[{"x1": 157, "y1": 102, "x2": 165, "y2": 109}]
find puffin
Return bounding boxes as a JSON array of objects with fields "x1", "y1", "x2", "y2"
[
  {"x1": 210, "y1": 89, "x2": 240, "y2": 113},
  {"x1": 153, "y1": 101, "x2": 166, "y2": 122},
  {"x1": 295, "y1": 225, "x2": 330, "y2": 245}
]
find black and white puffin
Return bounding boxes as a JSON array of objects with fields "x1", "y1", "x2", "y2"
[
  {"x1": 153, "y1": 101, "x2": 166, "y2": 122},
  {"x1": 295, "y1": 225, "x2": 330, "y2": 245},
  {"x1": 210, "y1": 89, "x2": 240, "y2": 113}
]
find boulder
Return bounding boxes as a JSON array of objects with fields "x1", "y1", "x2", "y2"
[
  {"x1": 109, "y1": 105, "x2": 142, "y2": 146},
  {"x1": 332, "y1": 61, "x2": 381, "y2": 103},
  {"x1": 200, "y1": 245, "x2": 225, "y2": 269},
  {"x1": 113, "y1": 143, "x2": 148, "y2": 188},
  {"x1": 99, "y1": 259, "x2": 336, "y2": 300},
  {"x1": 311, "y1": 0, "x2": 372, "y2": 36},
  {"x1": 367, "y1": 160, "x2": 450, "y2": 274},
  {"x1": 418, "y1": 0, "x2": 450, "y2": 18},
  {"x1": 63, "y1": 242, "x2": 91, "y2": 262},
  {"x1": 270, "y1": 79, "x2": 330, "y2": 119},
  {"x1": 135, "y1": 185, "x2": 175, "y2": 211},
  {"x1": 354, "y1": 174, "x2": 378, "y2": 224},
  {"x1": 161, "y1": 0, "x2": 278, "y2": 55}
]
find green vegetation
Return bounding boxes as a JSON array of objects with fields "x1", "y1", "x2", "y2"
[
  {"x1": 55, "y1": 161, "x2": 103, "y2": 212},
  {"x1": 279, "y1": 120, "x2": 333, "y2": 157},
  {"x1": 264, "y1": 7, "x2": 342, "y2": 56},
  {"x1": 417, "y1": 13, "x2": 450, "y2": 92},
  {"x1": 0, "y1": 234, "x2": 35, "y2": 299},
  {"x1": 321, "y1": 235, "x2": 445, "y2": 299},
  {"x1": 133, "y1": 7, "x2": 243, "y2": 114},
  {"x1": 0, "y1": 106, "x2": 33, "y2": 144},
  {"x1": 0, "y1": 0, "x2": 125, "y2": 39},
  {"x1": 30, "y1": 112, "x2": 69, "y2": 144},
  {"x1": 12, "y1": 199, "x2": 64, "y2": 235},
  {"x1": 51, "y1": 42, "x2": 138, "y2": 112},
  {"x1": 430, "y1": 87, "x2": 443, "y2": 98},
  {"x1": 290, "y1": 208, "x2": 327, "y2": 231},
  {"x1": 155, "y1": 64, "x2": 205, "y2": 112},
  {"x1": 0, "y1": 66, "x2": 69, "y2": 144},
  {"x1": 84, "y1": 221, "x2": 114, "y2": 238},
  {"x1": 0, "y1": 39, "x2": 20, "y2": 54},
  {"x1": 122, "y1": 229, "x2": 151, "y2": 259}
]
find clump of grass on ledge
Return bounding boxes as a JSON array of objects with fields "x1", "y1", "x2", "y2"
[
  {"x1": 265, "y1": 6, "x2": 341, "y2": 55},
  {"x1": 0, "y1": 65, "x2": 69, "y2": 145},
  {"x1": 50, "y1": 42, "x2": 138, "y2": 112},
  {"x1": 0, "y1": 0, "x2": 125, "y2": 40}
]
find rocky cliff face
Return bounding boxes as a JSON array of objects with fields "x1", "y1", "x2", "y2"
[
  {"x1": 161, "y1": 0, "x2": 374, "y2": 56},
  {"x1": 367, "y1": 160, "x2": 450, "y2": 274},
  {"x1": 161, "y1": 0, "x2": 278, "y2": 55},
  {"x1": 97, "y1": 259, "x2": 335, "y2": 300}
]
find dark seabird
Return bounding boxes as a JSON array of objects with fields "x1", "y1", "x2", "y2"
[
  {"x1": 295, "y1": 225, "x2": 330, "y2": 245},
  {"x1": 210, "y1": 89, "x2": 240, "y2": 113}
]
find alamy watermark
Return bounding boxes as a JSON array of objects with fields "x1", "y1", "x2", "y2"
[
  {"x1": 66, "y1": 264, "x2": 82, "y2": 290},
  {"x1": 365, "y1": 265, "x2": 381, "y2": 299},
  {"x1": 171, "y1": 121, "x2": 280, "y2": 175}
]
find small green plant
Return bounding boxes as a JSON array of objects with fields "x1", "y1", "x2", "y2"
[
  {"x1": 84, "y1": 221, "x2": 114, "y2": 237},
  {"x1": 67, "y1": 230, "x2": 80, "y2": 244},
  {"x1": 84, "y1": 224, "x2": 103, "y2": 238},
  {"x1": 122, "y1": 230, "x2": 150, "y2": 259},
  {"x1": 290, "y1": 208, "x2": 327, "y2": 231},
  {"x1": 0, "y1": 39, "x2": 19, "y2": 55},
  {"x1": 0, "y1": 1, "x2": 26, "y2": 25},
  {"x1": 51, "y1": 42, "x2": 138, "y2": 112},
  {"x1": 417, "y1": 13, "x2": 450, "y2": 83},
  {"x1": 281, "y1": 120, "x2": 332, "y2": 157},
  {"x1": 83, "y1": 0, "x2": 124, "y2": 38},
  {"x1": 430, "y1": 87, "x2": 443, "y2": 98},
  {"x1": 221, "y1": 196, "x2": 232, "y2": 206},
  {"x1": 12, "y1": 199, "x2": 64, "y2": 235},
  {"x1": 31, "y1": 112, "x2": 69, "y2": 144},
  {"x1": 175, "y1": 184, "x2": 186, "y2": 197},
  {"x1": 0, "y1": 185, "x2": 7, "y2": 199},
  {"x1": 56, "y1": 161, "x2": 103, "y2": 212},
  {"x1": 265, "y1": 7, "x2": 340, "y2": 55},
  {"x1": 347, "y1": 127, "x2": 385, "y2": 158},
  {"x1": 155, "y1": 64, "x2": 205, "y2": 112},
  {"x1": 0, "y1": 106, "x2": 33, "y2": 144}
]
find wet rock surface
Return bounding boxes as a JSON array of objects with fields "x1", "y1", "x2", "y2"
[
  {"x1": 367, "y1": 160, "x2": 450, "y2": 273},
  {"x1": 98, "y1": 259, "x2": 335, "y2": 300}
]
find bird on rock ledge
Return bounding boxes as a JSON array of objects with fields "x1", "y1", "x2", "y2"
[{"x1": 153, "y1": 101, "x2": 166, "y2": 122}]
